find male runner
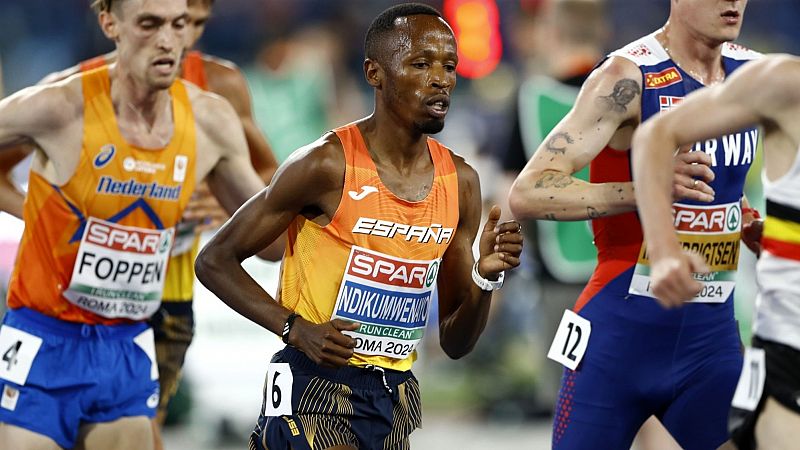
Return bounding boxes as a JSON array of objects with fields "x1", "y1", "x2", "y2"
[
  {"x1": 0, "y1": 0, "x2": 280, "y2": 431},
  {"x1": 508, "y1": 0, "x2": 759, "y2": 448},
  {"x1": 632, "y1": 54, "x2": 800, "y2": 450},
  {"x1": 0, "y1": 0, "x2": 275, "y2": 448},
  {"x1": 195, "y1": 4, "x2": 524, "y2": 449}
]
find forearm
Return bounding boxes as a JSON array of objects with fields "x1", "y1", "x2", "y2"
[
  {"x1": 195, "y1": 245, "x2": 291, "y2": 337},
  {"x1": 438, "y1": 285, "x2": 492, "y2": 359},
  {"x1": 0, "y1": 176, "x2": 24, "y2": 219},
  {"x1": 509, "y1": 169, "x2": 635, "y2": 221}
]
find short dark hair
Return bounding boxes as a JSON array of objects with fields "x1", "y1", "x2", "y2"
[
  {"x1": 364, "y1": 3, "x2": 443, "y2": 62},
  {"x1": 91, "y1": 0, "x2": 213, "y2": 15}
]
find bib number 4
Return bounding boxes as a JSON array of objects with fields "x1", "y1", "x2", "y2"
[
  {"x1": 548, "y1": 310, "x2": 591, "y2": 371},
  {"x1": 0, "y1": 325, "x2": 43, "y2": 385},
  {"x1": 265, "y1": 363, "x2": 293, "y2": 416}
]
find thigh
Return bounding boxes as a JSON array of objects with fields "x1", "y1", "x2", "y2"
[
  {"x1": 75, "y1": 416, "x2": 153, "y2": 450},
  {"x1": 0, "y1": 423, "x2": 62, "y2": 450},
  {"x1": 754, "y1": 397, "x2": 800, "y2": 450}
]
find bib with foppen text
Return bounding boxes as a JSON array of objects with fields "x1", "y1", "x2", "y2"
[
  {"x1": 629, "y1": 201, "x2": 742, "y2": 303},
  {"x1": 64, "y1": 217, "x2": 174, "y2": 319},
  {"x1": 331, "y1": 246, "x2": 439, "y2": 359}
]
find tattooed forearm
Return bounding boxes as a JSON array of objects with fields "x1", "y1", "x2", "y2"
[
  {"x1": 544, "y1": 213, "x2": 558, "y2": 220},
  {"x1": 545, "y1": 132, "x2": 574, "y2": 155},
  {"x1": 587, "y1": 206, "x2": 608, "y2": 219},
  {"x1": 534, "y1": 172, "x2": 575, "y2": 189},
  {"x1": 596, "y1": 79, "x2": 641, "y2": 113}
]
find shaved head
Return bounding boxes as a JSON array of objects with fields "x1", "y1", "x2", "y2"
[{"x1": 364, "y1": 3, "x2": 444, "y2": 65}]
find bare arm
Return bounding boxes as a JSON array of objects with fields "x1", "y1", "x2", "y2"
[
  {"x1": 205, "y1": 58, "x2": 279, "y2": 182},
  {"x1": 508, "y1": 57, "x2": 643, "y2": 221},
  {"x1": 437, "y1": 157, "x2": 523, "y2": 359},
  {"x1": 0, "y1": 146, "x2": 30, "y2": 218},
  {"x1": 195, "y1": 137, "x2": 359, "y2": 367},
  {"x1": 631, "y1": 55, "x2": 796, "y2": 305}
]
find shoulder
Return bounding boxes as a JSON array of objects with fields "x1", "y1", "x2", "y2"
[
  {"x1": 200, "y1": 54, "x2": 250, "y2": 101},
  {"x1": 185, "y1": 82, "x2": 239, "y2": 131},
  {"x1": 722, "y1": 42, "x2": 763, "y2": 61},
  {"x1": 15, "y1": 75, "x2": 83, "y2": 128},
  {"x1": 283, "y1": 131, "x2": 345, "y2": 180},
  {"x1": 589, "y1": 55, "x2": 643, "y2": 85},
  {"x1": 446, "y1": 149, "x2": 480, "y2": 204}
]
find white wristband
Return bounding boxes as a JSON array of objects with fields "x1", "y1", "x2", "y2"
[{"x1": 472, "y1": 261, "x2": 504, "y2": 291}]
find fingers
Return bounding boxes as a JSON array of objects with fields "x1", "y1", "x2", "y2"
[
  {"x1": 673, "y1": 174, "x2": 715, "y2": 203},
  {"x1": 331, "y1": 318, "x2": 360, "y2": 333},
  {"x1": 686, "y1": 251, "x2": 710, "y2": 274},
  {"x1": 675, "y1": 158, "x2": 715, "y2": 183}
]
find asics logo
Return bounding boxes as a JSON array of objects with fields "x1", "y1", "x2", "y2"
[
  {"x1": 93, "y1": 144, "x2": 116, "y2": 168},
  {"x1": 348, "y1": 186, "x2": 378, "y2": 200}
]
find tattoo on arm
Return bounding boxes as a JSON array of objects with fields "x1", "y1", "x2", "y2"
[
  {"x1": 544, "y1": 213, "x2": 557, "y2": 220},
  {"x1": 596, "y1": 79, "x2": 641, "y2": 113},
  {"x1": 545, "y1": 132, "x2": 574, "y2": 155},
  {"x1": 534, "y1": 172, "x2": 574, "y2": 189},
  {"x1": 587, "y1": 206, "x2": 608, "y2": 219}
]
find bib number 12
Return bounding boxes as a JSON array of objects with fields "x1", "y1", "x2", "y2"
[{"x1": 548, "y1": 309, "x2": 591, "y2": 370}]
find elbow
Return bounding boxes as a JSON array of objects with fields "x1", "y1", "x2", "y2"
[
  {"x1": 439, "y1": 340, "x2": 473, "y2": 360},
  {"x1": 194, "y1": 246, "x2": 219, "y2": 287},
  {"x1": 508, "y1": 176, "x2": 545, "y2": 220}
]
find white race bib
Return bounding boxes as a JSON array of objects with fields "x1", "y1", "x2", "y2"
[
  {"x1": 331, "y1": 246, "x2": 439, "y2": 360},
  {"x1": 264, "y1": 363, "x2": 293, "y2": 416},
  {"x1": 64, "y1": 217, "x2": 174, "y2": 320},
  {"x1": 731, "y1": 347, "x2": 766, "y2": 411},
  {"x1": 0, "y1": 325, "x2": 43, "y2": 385},
  {"x1": 547, "y1": 309, "x2": 591, "y2": 370}
]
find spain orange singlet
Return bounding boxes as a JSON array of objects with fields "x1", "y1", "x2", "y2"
[
  {"x1": 279, "y1": 123, "x2": 459, "y2": 371},
  {"x1": 7, "y1": 67, "x2": 197, "y2": 324}
]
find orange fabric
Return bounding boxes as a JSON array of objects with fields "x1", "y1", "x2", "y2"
[
  {"x1": 278, "y1": 123, "x2": 460, "y2": 370},
  {"x1": 79, "y1": 55, "x2": 108, "y2": 72},
  {"x1": 7, "y1": 67, "x2": 197, "y2": 324},
  {"x1": 180, "y1": 51, "x2": 208, "y2": 90}
]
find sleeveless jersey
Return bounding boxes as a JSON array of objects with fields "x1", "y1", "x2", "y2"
[
  {"x1": 6, "y1": 67, "x2": 197, "y2": 324},
  {"x1": 754, "y1": 143, "x2": 800, "y2": 350},
  {"x1": 278, "y1": 123, "x2": 459, "y2": 371},
  {"x1": 576, "y1": 33, "x2": 760, "y2": 318},
  {"x1": 76, "y1": 51, "x2": 208, "y2": 303}
]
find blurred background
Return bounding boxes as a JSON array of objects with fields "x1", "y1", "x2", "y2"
[{"x1": 0, "y1": 0, "x2": 798, "y2": 448}]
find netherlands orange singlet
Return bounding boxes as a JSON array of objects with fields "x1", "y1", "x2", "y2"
[
  {"x1": 7, "y1": 67, "x2": 197, "y2": 324},
  {"x1": 279, "y1": 123, "x2": 459, "y2": 371}
]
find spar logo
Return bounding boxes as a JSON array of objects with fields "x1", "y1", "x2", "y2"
[
  {"x1": 645, "y1": 67, "x2": 682, "y2": 89},
  {"x1": 348, "y1": 248, "x2": 439, "y2": 289},
  {"x1": 93, "y1": 144, "x2": 116, "y2": 168},
  {"x1": 672, "y1": 203, "x2": 741, "y2": 233},
  {"x1": 86, "y1": 221, "x2": 165, "y2": 254}
]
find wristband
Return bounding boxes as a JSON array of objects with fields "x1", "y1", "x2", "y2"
[
  {"x1": 742, "y1": 207, "x2": 761, "y2": 219},
  {"x1": 282, "y1": 313, "x2": 301, "y2": 344},
  {"x1": 471, "y1": 261, "x2": 504, "y2": 291}
]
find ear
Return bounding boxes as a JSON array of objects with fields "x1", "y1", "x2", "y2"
[
  {"x1": 364, "y1": 58, "x2": 383, "y2": 89},
  {"x1": 98, "y1": 10, "x2": 120, "y2": 42}
]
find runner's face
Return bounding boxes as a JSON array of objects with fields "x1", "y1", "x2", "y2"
[
  {"x1": 674, "y1": 0, "x2": 747, "y2": 43},
  {"x1": 115, "y1": 0, "x2": 189, "y2": 89},
  {"x1": 382, "y1": 15, "x2": 457, "y2": 135},
  {"x1": 186, "y1": 1, "x2": 211, "y2": 48}
]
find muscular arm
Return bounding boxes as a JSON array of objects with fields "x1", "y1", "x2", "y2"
[
  {"x1": 196, "y1": 137, "x2": 359, "y2": 366},
  {"x1": 205, "y1": 58, "x2": 279, "y2": 182},
  {"x1": 0, "y1": 146, "x2": 31, "y2": 218},
  {"x1": 508, "y1": 57, "x2": 642, "y2": 221},
  {"x1": 631, "y1": 55, "x2": 797, "y2": 304},
  {"x1": 437, "y1": 157, "x2": 523, "y2": 359}
]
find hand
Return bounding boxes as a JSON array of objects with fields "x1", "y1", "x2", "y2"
[
  {"x1": 650, "y1": 249, "x2": 710, "y2": 308},
  {"x1": 742, "y1": 218, "x2": 763, "y2": 256},
  {"x1": 182, "y1": 182, "x2": 229, "y2": 233},
  {"x1": 288, "y1": 318, "x2": 359, "y2": 368},
  {"x1": 672, "y1": 146, "x2": 715, "y2": 203},
  {"x1": 477, "y1": 205, "x2": 523, "y2": 280}
]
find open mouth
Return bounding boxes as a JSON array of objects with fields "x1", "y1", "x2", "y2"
[
  {"x1": 721, "y1": 10, "x2": 740, "y2": 24},
  {"x1": 426, "y1": 95, "x2": 450, "y2": 118},
  {"x1": 152, "y1": 57, "x2": 176, "y2": 74}
]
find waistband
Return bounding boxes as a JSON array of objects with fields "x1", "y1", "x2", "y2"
[
  {"x1": 279, "y1": 346, "x2": 414, "y2": 390},
  {"x1": 3, "y1": 307, "x2": 149, "y2": 339}
]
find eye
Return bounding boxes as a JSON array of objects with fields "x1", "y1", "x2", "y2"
[
  {"x1": 174, "y1": 18, "x2": 187, "y2": 29},
  {"x1": 444, "y1": 63, "x2": 456, "y2": 72},
  {"x1": 412, "y1": 62, "x2": 429, "y2": 69},
  {"x1": 140, "y1": 20, "x2": 157, "y2": 30}
]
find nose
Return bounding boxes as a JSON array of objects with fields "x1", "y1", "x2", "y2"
[
  {"x1": 155, "y1": 26, "x2": 182, "y2": 52},
  {"x1": 430, "y1": 64, "x2": 452, "y2": 89}
]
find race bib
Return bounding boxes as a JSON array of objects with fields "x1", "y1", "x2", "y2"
[
  {"x1": 64, "y1": 217, "x2": 174, "y2": 320},
  {"x1": 331, "y1": 246, "x2": 439, "y2": 360},
  {"x1": 264, "y1": 363, "x2": 293, "y2": 416},
  {"x1": 630, "y1": 201, "x2": 742, "y2": 303},
  {"x1": 547, "y1": 309, "x2": 591, "y2": 370},
  {"x1": 0, "y1": 325, "x2": 43, "y2": 385},
  {"x1": 731, "y1": 347, "x2": 766, "y2": 411}
]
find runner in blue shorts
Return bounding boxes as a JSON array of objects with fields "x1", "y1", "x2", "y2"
[{"x1": 509, "y1": 1, "x2": 761, "y2": 448}]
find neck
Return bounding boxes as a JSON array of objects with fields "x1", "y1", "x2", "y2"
[
  {"x1": 657, "y1": 21, "x2": 726, "y2": 85},
  {"x1": 109, "y1": 63, "x2": 171, "y2": 128},
  {"x1": 361, "y1": 104, "x2": 429, "y2": 170}
]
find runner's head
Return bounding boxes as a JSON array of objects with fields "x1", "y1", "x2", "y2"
[
  {"x1": 94, "y1": 0, "x2": 189, "y2": 90},
  {"x1": 669, "y1": 0, "x2": 747, "y2": 44},
  {"x1": 186, "y1": 0, "x2": 214, "y2": 48},
  {"x1": 364, "y1": 3, "x2": 457, "y2": 135}
]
